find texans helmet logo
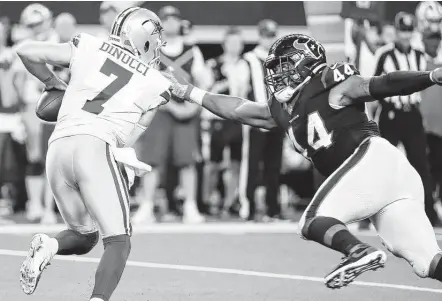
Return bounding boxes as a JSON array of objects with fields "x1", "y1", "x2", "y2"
[{"x1": 293, "y1": 39, "x2": 323, "y2": 60}]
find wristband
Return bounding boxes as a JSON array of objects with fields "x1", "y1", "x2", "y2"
[
  {"x1": 430, "y1": 70, "x2": 440, "y2": 84},
  {"x1": 188, "y1": 86, "x2": 207, "y2": 106}
]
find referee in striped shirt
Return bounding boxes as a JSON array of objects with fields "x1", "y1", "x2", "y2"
[{"x1": 372, "y1": 12, "x2": 439, "y2": 225}]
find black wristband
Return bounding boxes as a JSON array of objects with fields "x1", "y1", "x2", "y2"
[{"x1": 369, "y1": 71, "x2": 433, "y2": 100}]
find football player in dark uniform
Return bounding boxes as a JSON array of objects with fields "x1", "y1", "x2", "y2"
[{"x1": 164, "y1": 34, "x2": 442, "y2": 289}]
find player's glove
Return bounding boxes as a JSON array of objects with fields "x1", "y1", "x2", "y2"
[
  {"x1": 111, "y1": 146, "x2": 152, "y2": 189},
  {"x1": 161, "y1": 70, "x2": 188, "y2": 99}
]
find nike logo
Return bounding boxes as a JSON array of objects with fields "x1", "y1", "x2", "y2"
[
  {"x1": 39, "y1": 259, "x2": 46, "y2": 272},
  {"x1": 290, "y1": 115, "x2": 300, "y2": 123},
  {"x1": 351, "y1": 247, "x2": 369, "y2": 259}
]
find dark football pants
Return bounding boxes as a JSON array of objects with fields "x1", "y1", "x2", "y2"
[
  {"x1": 0, "y1": 133, "x2": 28, "y2": 213},
  {"x1": 378, "y1": 107, "x2": 439, "y2": 225},
  {"x1": 426, "y1": 133, "x2": 442, "y2": 204},
  {"x1": 241, "y1": 127, "x2": 284, "y2": 218}
]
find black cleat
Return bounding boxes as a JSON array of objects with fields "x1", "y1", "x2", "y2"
[{"x1": 325, "y1": 245, "x2": 387, "y2": 289}]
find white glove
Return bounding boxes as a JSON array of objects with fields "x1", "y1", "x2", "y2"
[{"x1": 111, "y1": 146, "x2": 152, "y2": 189}]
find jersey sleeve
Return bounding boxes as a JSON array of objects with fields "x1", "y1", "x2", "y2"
[{"x1": 322, "y1": 62, "x2": 360, "y2": 89}]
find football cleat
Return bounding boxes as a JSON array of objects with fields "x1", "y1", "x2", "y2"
[
  {"x1": 325, "y1": 244, "x2": 387, "y2": 289},
  {"x1": 20, "y1": 234, "x2": 56, "y2": 295},
  {"x1": 183, "y1": 203, "x2": 206, "y2": 224}
]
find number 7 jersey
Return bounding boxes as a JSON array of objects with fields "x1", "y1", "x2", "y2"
[
  {"x1": 268, "y1": 62, "x2": 379, "y2": 177},
  {"x1": 49, "y1": 33, "x2": 171, "y2": 147}
]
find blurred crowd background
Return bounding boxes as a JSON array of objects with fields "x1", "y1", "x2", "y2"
[{"x1": 1, "y1": 1, "x2": 442, "y2": 227}]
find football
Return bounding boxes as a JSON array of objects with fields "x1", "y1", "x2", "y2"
[{"x1": 35, "y1": 88, "x2": 65, "y2": 122}]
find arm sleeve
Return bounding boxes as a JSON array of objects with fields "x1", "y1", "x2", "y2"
[{"x1": 369, "y1": 71, "x2": 434, "y2": 100}]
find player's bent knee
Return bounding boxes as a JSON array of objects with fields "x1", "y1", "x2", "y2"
[
  {"x1": 404, "y1": 250, "x2": 441, "y2": 278},
  {"x1": 102, "y1": 234, "x2": 131, "y2": 258}
]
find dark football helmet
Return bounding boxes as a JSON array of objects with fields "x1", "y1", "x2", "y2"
[{"x1": 264, "y1": 34, "x2": 327, "y2": 102}]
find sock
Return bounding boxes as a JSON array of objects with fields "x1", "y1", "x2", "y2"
[
  {"x1": 429, "y1": 253, "x2": 442, "y2": 281},
  {"x1": 91, "y1": 234, "x2": 131, "y2": 301},
  {"x1": 55, "y1": 230, "x2": 99, "y2": 255},
  {"x1": 302, "y1": 216, "x2": 365, "y2": 255}
]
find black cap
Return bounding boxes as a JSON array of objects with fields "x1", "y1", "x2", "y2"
[
  {"x1": 258, "y1": 19, "x2": 278, "y2": 38},
  {"x1": 395, "y1": 12, "x2": 415, "y2": 32},
  {"x1": 158, "y1": 6, "x2": 181, "y2": 20}
]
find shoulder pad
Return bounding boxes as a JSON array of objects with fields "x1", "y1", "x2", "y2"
[{"x1": 322, "y1": 62, "x2": 359, "y2": 89}]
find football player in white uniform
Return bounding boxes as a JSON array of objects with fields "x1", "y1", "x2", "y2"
[{"x1": 16, "y1": 8, "x2": 171, "y2": 301}]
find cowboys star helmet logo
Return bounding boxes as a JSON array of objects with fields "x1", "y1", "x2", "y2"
[{"x1": 150, "y1": 19, "x2": 163, "y2": 36}]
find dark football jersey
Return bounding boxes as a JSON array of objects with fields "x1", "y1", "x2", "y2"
[{"x1": 268, "y1": 62, "x2": 380, "y2": 177}]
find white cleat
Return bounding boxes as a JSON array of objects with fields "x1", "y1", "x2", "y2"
[
  {"x1": 20, "y1": 234, "x2": 56, "y2": 295},
  {"x1": 183, "y1": 204, "x2": 205, "y2": 224},
  {"x1": 132, "y1": 205, "x2": 156, "y2": 225},
  {"x1": 40, "y1": 211, "x2": 57, "y2": 225},
  {"x1": 26, "y1": 202, "x2": 44, "y2": 222},
  {"x1": 239, "y1": 201, "x2": 250, "y2": 220}
]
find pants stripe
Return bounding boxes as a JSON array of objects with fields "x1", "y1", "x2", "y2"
[
  {"x1": 116, "y1": 164, "x2": 132, "y2": 236},
  {"x1": 305, "y1": 139, "x2": 371, "y2": 221},
  {"x1": 105, "y1": 145, "x2": 130, "y2": 235}
]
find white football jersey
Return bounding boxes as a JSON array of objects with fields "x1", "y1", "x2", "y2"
[{"x1": 50, "y1": 33, "x2": 171, "y2": 147}]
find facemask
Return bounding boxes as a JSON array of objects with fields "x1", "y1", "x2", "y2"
[{"x1": 274, "y1": 86, "x2": 296, "y2": 103}]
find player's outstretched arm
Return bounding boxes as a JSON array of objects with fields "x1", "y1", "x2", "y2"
[
  {"x1": 330, "y1": 68, "x2": 442, "y2": 107},
  {"x1": 165, "y1": 73, "x2": 277, "y2": 130},
  {"x1": 15, "y1": 41, "x2": 71, "y2": 90}
]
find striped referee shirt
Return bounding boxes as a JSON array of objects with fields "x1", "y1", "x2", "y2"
[{"x1": 373, "y1": 42, "x2": 427, "y2": 111}]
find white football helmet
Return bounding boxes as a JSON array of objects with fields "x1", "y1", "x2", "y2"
[
  {"x1": 20, "y1": 3, "x2": 53, "y2": 41},
  {"x1": 109, "y1": 7, "x2": 165, "y2": 68},
  {"x1": 416, "y1": 1, "x2": 442, "y2": 32}
]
